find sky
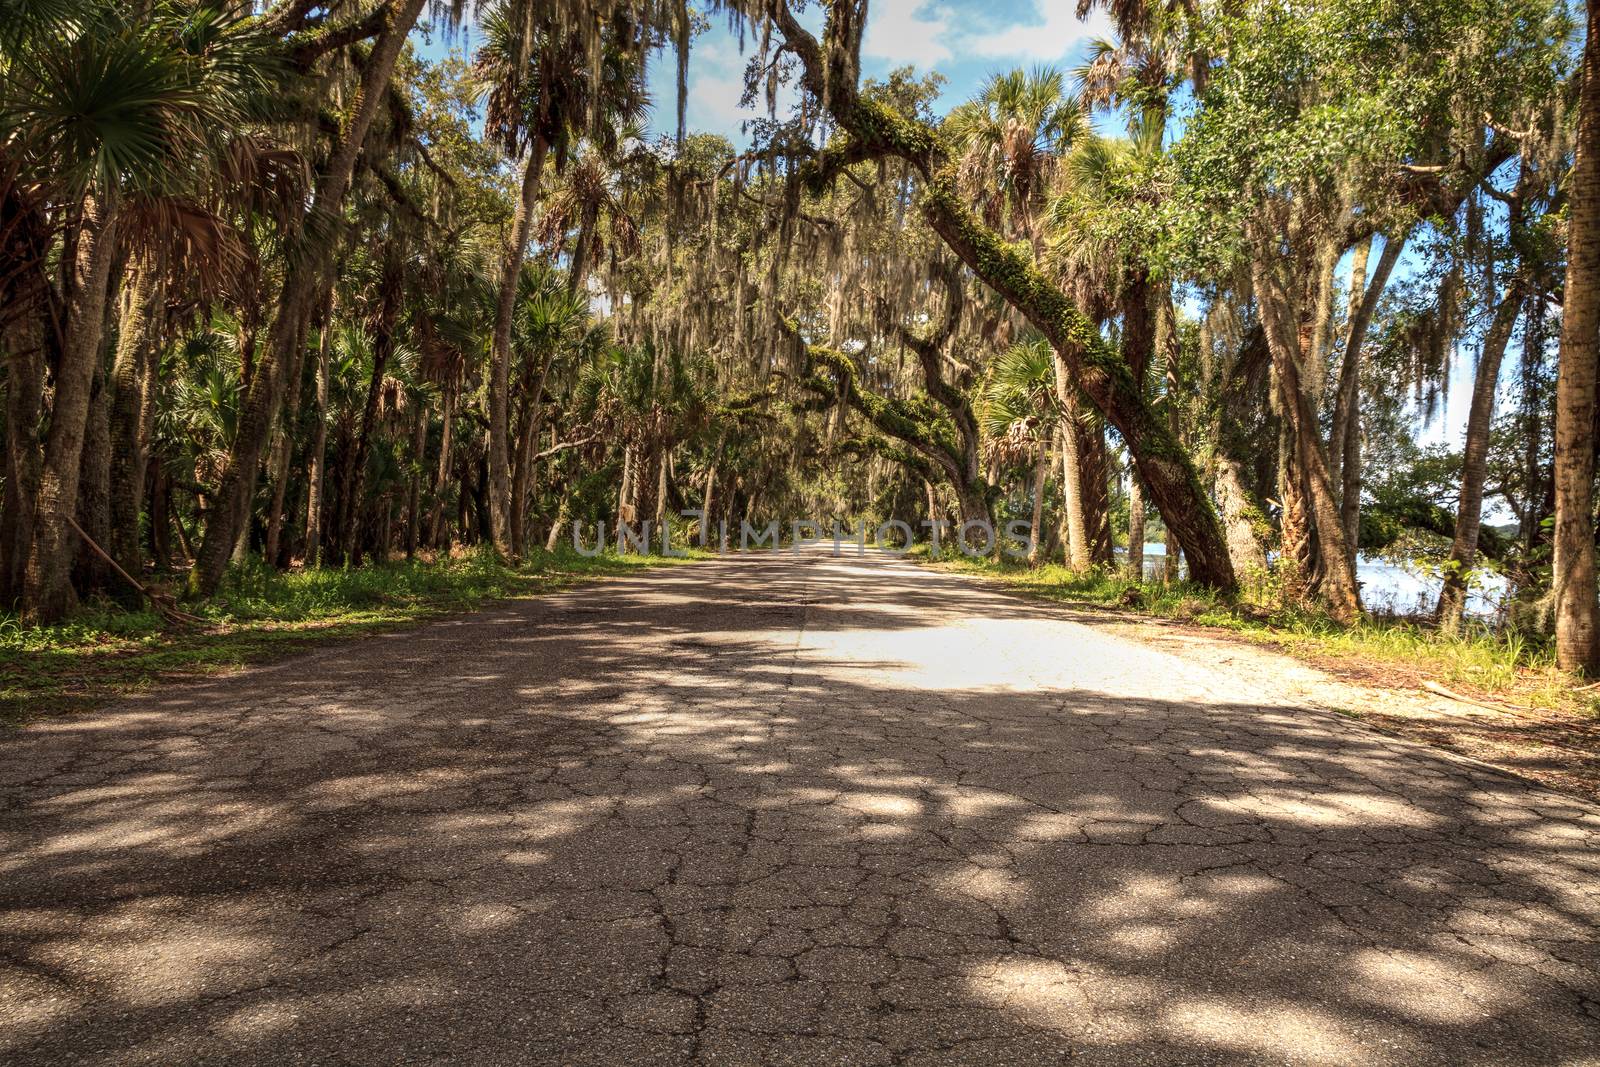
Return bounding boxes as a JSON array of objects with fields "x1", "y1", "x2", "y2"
[
  {"x1": 418, "y1": 1, "x2": 1116, "y2": 142},
  {"x1": 651, "y1": 0, "x2": 1114, "y2": 142}
]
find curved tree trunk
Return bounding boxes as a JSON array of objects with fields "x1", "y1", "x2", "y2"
[
  {"x1": 487, "y1": 137, "x2": 548, "y2": 557},
  {"x1": 23, "y1": 192, "x2": 119, "y2": 623},
  {"x1": 1253, "y1": 257, "x2": 1362, "y2": 621},
  {"x1": 1438, "y1": 287, "x2": 1523, "y2": 631},
  {"x1": 1555, "y1": 0, "x2": 1600, "y2": 674},
  {"x1": 190, "y1": 0, "x2": 426, "y2": 597},
  {"x1": 1330, "y1": 235, "x2": 1405, "y2": 563}
]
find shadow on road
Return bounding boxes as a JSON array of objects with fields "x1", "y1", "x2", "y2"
[{"x1": 2, "y1": 552, "x2": 1598, "y2": 1064}]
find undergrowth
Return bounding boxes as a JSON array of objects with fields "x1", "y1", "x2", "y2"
[
  {"x1": 919, "y1": 551, "x2": 1585, "y2": 713},
  {"x1": 0, "y1": 546, "x2": 700, "y2": 724}
]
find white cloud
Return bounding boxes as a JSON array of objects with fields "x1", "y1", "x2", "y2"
[
  {"x1": 862, "y1": 0, "x2": 953, "y2": 69},
  {"x1": 961, "y1": 1, "x2": 1112, "y2": 62}
]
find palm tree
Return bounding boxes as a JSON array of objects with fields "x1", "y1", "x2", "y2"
[
  {"x1": 473, "y1": 0, "x2": 650, "y2": 558},
  {"x1": 190, "y1": 0, "x2": 437, "y2": 597},
  {"x1": 944, "y1": 67, "x2": 1085, "y2": 257},
  {"x1": 945, "y1": 66, "x2": 1099, "y2": 569},
  {"x1": 1, "y1": 0, "x2": 272, "y2": 619},
  {"x1": 980, "y1": 337, "x2": 1058, "y2": 564}
]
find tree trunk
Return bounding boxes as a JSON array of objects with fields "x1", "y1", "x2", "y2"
[
  {"x1": 1213, "y1": 453, "x2": 1271, "y2": 580},
  {"x1": 1330, "y1": 234, "x2": 1404, "y2": 562},
  {"x1": 304, "y1": 306, "x2": 333, "y2": 567},
  {"x1": 1253, "y1": 257, "x2": 1362, "y2": 621},
  {"x1": 74, "y1": 350, "x2": 114, "y2": 599},
  {"x1": 108, "y1": 252, "x2": 161, "y2": 581},
  {"x1": 487, "y1": 137, "x2": 548, "y2": 557},
  {"x1": 1127, "y1": 472, "x2": 1145, "y2": 579},
  {"x1": 23, "y1": 192, "x2": 118, "y2": 622},
  {"x1": 1077, "y1": 417, "x2": 1114, "y2": 565},
  {"x1": 150, "y1": 462, "x2": 172, "y2": 571},
  {"x1": 429, "y1": 388, "x2": 455, "y2": 548},
  {"x1": 1027, "y1": 443, "x2": 1048, "y2": 565},
  {"x1": 190, "y1": 0, "x2": 426, "y2": 597},
  {"x1": 1058, "y1": 417, "x2": 1090, "y2": 571},
  {"x1": 263, "y1": 305, "x2": 311, "y2": 568},
  {"x1": 1278, "y1": 422, "x2": 1313, "y2": 606},
  {"x1": 1438, "y1": 288, "x2": 1523, "y2": 631},
  {"x1": 407, "y1": 401, "x2": 427, "y2": 559},
  {"x1": 338, "y1": 268, "x2": 400, "y2": 565},
  {"x1": 1555, "y1": 0, "x2": 1600, "y2": 674},
  {"x1": 2, "y1": 310, "x2": 45, "y2": 606},
  {"x1": 509, "y1": 352, "x2": 555, "y2": 557}
]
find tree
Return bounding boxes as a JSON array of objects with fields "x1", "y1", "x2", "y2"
[{"x1": 1554, "y1": 0, "x2": 1600, "y2": 673}]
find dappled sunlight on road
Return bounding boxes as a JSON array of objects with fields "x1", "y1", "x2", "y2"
[{"x1": 2, "y1": 550, "x2": 1598, "y2": 1063}]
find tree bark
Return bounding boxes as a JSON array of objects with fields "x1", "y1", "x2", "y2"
[
  {"x1": 190, "y1": 0, "x2": 426, "y2": 596},
  {"x1": 1127, "y1": 473, "x2": 1145, "y2": 579},
  {"x1": 74, "y1": 348, "x2": 114, "y2": 599},
  {"x1": 108, "y1": 252, "x2": 162, "y2": 581},
  {"x1": 1555, "y1": 0, "x2": 1600, "y2": 673},
  {"x1": 1253, "y1": 256, "x2": 1362, "y2": 621},
  {"x1": 1438, "y1": 287, "x2": 1522, "y2": 631},
  {"x1": 23, "y1": 192, "x2": 119, "y2": 622},
  {"x1": 487, "y1": 137, "x2": 548, "y2": 557},
  {"x1": 304, "y1": 305, "x2": 333, "y2": 566},
  {"x1": 428, "y1": 388, "x2": 455, "y2": 548},
  {"x1": 264, "y1": 301, "x2": 312, "y2": 567},
  {"x1": 337, "y1": 265, "x2": 400, "y2": 565},
  {"x1": 407, "y1": 400, "x2": 427, "y2": 559},
  {"x1": 509, "y1": 350, "x2": 555, "y2": 557},
  {"x1": 1330, "y1": 234, "x2": 1404, "y2": 561},
  {"x1": 2, "y1": 310, "x2": 45, "y2": 606},
  {"x1": 1058, "y1": 416, "x2": 1090, "y2": 571},
  {"x1": 1027, "y1": 443, "x2": 1048, "y2": 565}
]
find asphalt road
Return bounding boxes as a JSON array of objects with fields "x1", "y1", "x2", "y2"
[{"x1": 2, "y1": 549, "x2": 1598, "y2": 1064}]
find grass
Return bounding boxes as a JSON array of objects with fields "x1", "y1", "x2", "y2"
[
  {"x1": 0, "y1": 545, "x2": 704, "y2": 725},
  {"x1": 917, "y1": 550, "x2": 1590, "y2": 715}
]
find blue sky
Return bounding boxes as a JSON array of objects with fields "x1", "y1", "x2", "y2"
[
  {"x1": 418, "y1": 1, "x2": 1117, "y2": 142},
  {"x1": 652, "y1": 0, "x2": 1115, "y2": 141}
]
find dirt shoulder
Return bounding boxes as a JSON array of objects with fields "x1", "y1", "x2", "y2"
[{"x1": 1064, "y1": 608, "x2": 1600, "y2": 801}]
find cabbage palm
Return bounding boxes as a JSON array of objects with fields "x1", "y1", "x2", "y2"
[
  {"x1": 1, "y1": 0, "x2": 272, "y2": 619},
  {"x1": 944, "y1": 66, "x2": 1086, "y2": 255},
  {"x1": 980, "y1": 337, "x2": 1058, "y2": 564},
  {"x1": 474, "y1": 0, "x2": 651, "y2": 557},
  {"x1": 190, "y1": 0, "x2": 436, "y2": 597}
]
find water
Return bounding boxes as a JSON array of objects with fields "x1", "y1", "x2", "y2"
[{"x1": 1125, "y1": 543, "x2": 1508, "y2": 620}]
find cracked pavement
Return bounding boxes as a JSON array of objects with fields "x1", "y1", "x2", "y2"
[{"x1": 2, "y1": 548, "x2": 1599, "y2": 1064}]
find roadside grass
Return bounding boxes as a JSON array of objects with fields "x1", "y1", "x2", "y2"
[
  {"x1": 0, "y1": 546, "x2": 704, "y2": 725},
  {"x1": 918, "y1": 551, "x2": 1588, "y2": 715}
]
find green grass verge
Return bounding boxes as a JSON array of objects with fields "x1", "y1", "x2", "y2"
[
  {"x1": 918, "y1": 551, "x2": 1590, "y2": 714},
  {"x1": 0, "y1": 546, "x2": 704, "y2": 725}
]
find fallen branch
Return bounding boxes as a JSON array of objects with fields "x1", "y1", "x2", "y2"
[
  {"x1": 64, "y1": 515, "x2": 207, "y2": 627},
  {"x1": 1421, "y1": 680, "x2": 1533, "y2": 715}
]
